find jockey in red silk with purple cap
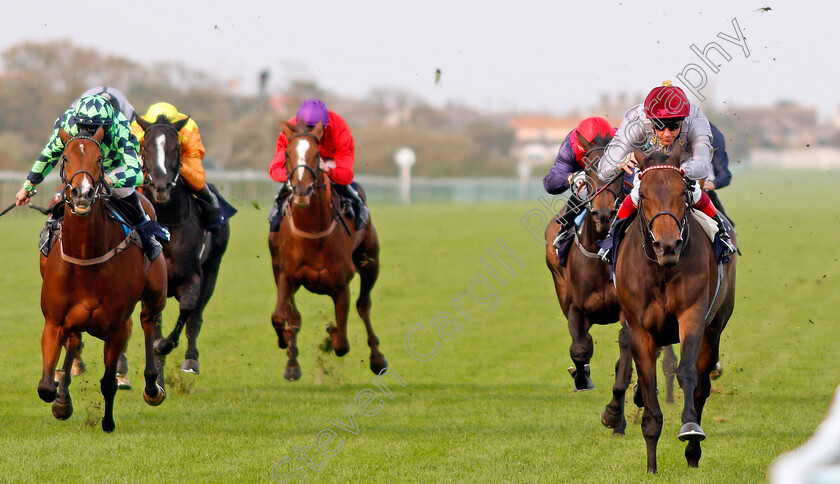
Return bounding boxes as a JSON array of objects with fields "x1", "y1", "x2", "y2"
[
  {"x1": 269, "y1": 99, "x2": 369, "y2": 229},
  {"x1": 596, "y1": 81, "x2": 736, "y2": 261}
]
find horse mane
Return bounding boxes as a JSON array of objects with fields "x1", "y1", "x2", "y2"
[{"x1": 154, "y1": 114, "x2": 170, "y2": 125}]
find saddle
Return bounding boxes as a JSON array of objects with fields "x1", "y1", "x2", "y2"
[
  {"x1": 554, "y1": 209, "x2": 588, "y2": 268},
  {"x1": 268, "y1": 181, "x2": 360, "y2": 233}
]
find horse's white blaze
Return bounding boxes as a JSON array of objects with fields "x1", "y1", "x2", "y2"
[
  {"x1": 79, "y1": 145, "x2": 85, "y2": 155},
  {"x1": 155, "y1": 134, "x2": 167, "y2": 175},
  {"x1": 295, "y1": 140, "x2": 310, "y2": 182},
  {"x1": 80, "y1": 176, "x2": 91, "y2": 194}
]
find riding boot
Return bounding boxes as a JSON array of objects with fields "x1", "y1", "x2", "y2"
[
  {"x1": 122, "y1": 192, "x2": 163, "y2": 259},
  {"x1": 712, "y1": 212, "x2": 737, "y2": 259},
  {"x1": 552, "y1": 194, "x2": 584, "y2": 249},
  {"x1": 334, "y1": 183, "x2": 370, "y2": 230},
  {"x1": 193, "y1": 185, "x2": 223, "y2": 231},
  {"x1": 597, "y1": 215, "x2": 623, "y2": 263}
]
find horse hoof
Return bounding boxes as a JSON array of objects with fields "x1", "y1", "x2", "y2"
[
  {"x1": 38, "y1": 386, "x2": 57, "y2": 403},
  {"x1": 678, "y1": 422, "x2": 706, "y2": 441},
  {"x1": 71, "y1": 358, "x2": 86, "y2": 377},
  {"x1": 370, "y1": 355, "x2": 389, "y2": 375},
  {"x1": 601, "y1": 408, "x2": 623, "y2": 429},
  {"x1": 116, "y1": 374, "x2": 131, "y2": 390},
  {"x1": 154, "y1": 338, "x2": 176, "y2": 357},
  {"x1": 102, "y1": 418, "x2": 115, "y2": 433},
  {"x1": 143, "y1": 384, "x2": 166, "y2": 406},
  {"x1": 181, "y1": 359, "x2": 200, "y2": 374},
  {"x1": 51, "y1": 399, "x2": 73, "y2": 420},
  {"x1": 612, "y1": 429, "x2": 625, "y2": 437},
  {"x1": 284, "y1": 365, "x2": 302, "y2": 382}
]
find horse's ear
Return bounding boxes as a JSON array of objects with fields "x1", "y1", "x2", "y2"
[
  {"x1": 310, "y1": 121, "x2": 324, "y2": 140},
  {"x1": 93, "y1": 126, "x2": 105, "y2": 142},
  {"x1": 59, "y1": 128, "x2": 71, "y2": 144},
  {"x1": 279, "y1": 120, "x2": 295, "y2": 139},
  {"x1": 172, "y1": 116, "x2": 190, "y2": 132},
  {"x1": 633, "y1": 148, "x2": 649, "y2": 170},
  {"x1": 576, "y1": 131, "x2": 592, "y2": 153},
  {"x1": 135, "y1": 116, "x2": 151, "y2": 132}
]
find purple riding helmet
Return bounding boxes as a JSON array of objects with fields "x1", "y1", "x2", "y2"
[{"x1": 296, "y1": 99, "x2": 330, "y2": 126}]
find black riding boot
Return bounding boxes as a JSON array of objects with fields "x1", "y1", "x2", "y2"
[
  {"x1": 122, "y1": 192, "x2": 163, "y2": 259},
  {"x1": 552, "y1": 194, "x2": 584, "y2": 249},
  {"x1": 597, "y1": 215, "x2": 623, "y2": 263},
  {"x1": 193, "y1": 185, "x2": 223, "y2": 230},
  {"x1": 712, "y1": 212, "x2": 737, "y2": 259},
  {"x1": 334, "y1": 183, "x2": 370, "y2": 230}
]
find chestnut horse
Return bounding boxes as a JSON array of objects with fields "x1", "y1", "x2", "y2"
[
  {"x1": 615, "y1": 145, "x2": 736, "y2": 472},
  {"x1": 544, "y1": 132, "x2": 637, "y2": 435},
  {"x1": 37, "y1": 127, "x2": 168, "y2": 432},
  {"x1": 268, "y1": 121, "x2": 387, "y2": 381},
  {"x1": 135, "y1": 114, "x2": 232, "y2": 375}
]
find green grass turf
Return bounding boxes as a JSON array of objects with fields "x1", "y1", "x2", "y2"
[{"x1": 0, "y1": 170, "x2": 838, "y2": 482}]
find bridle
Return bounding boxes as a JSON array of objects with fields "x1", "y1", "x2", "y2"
[
  {"x1": 637, "y1": 164, "x2": 691, "y2": 261},
  {"x1": 581, "y1": 146, "x2": 623, "y2": 212},
  {"x1": 60, "y1": 134, "x2": 108, "y2": 215},
  {"x1": 142, "y1": 124, "x2": 181, "y2": 189},
  {"x1": 285, "y1": 131, "x2": 327, "y2": 197}
]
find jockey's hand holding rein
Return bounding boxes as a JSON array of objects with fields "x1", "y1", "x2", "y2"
[
  {"x1": 15, "y1": 187, "x2": 32, "y2": 206},
  {"x1": 320, "y1": 159, "x2": 336, "y2": 172}
]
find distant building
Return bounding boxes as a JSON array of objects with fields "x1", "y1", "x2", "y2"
[
  {"x1": 509, "y1": 115, "x2": 579, "y2": 180},
  {"x1": 730, "y1": 103, "x2": 818, "y2": 149}
]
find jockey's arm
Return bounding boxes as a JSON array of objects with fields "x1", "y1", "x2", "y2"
[
  {"x1": 269, "y1": 133, "x2": 289, "y2": 182},
  {"x1": 543, "y1": 135, "x2": 577, "y2": 195},
  {"x1": 598, "y1": 115, "x2": 646, "y2": 181},
  {"x1": 326, "y1": 122, "x2": 355, "y2": 185},
  {"x1": 178, "y1": 126, "x2": 207, "y2": 191},
  {"x1": 681, "y1": 109, "x2": 714, "y2": 181},
  {"x1": 108, "y1": 122, "x2": 143, "y2": 188}
]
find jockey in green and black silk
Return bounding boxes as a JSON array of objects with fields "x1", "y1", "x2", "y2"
[{"x1": 15, "y1": 94, "x2": 163, "y2": 256}]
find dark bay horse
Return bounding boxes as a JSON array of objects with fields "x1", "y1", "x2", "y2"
[
  {"x1": 134, "y1": 114, "x2": 232, "y2": 375},
  {"x1": 37, "y1": 127, "x2": 168, "y2": 432},
  {"x1": 268, "y1": 120, "x2": 386, "y2": 381},
  {"x1": 615, "y1": 146, "x2": 736, "y2": 472},
  {"x1": 544, "y1": 133, "x2": 638, "y2": 434}
]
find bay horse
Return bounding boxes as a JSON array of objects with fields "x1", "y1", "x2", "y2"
[
  {"x1": 37, "y1": 127, "x2": 168, "y2": 432},
  {"x1": 268, "y1": 120, "x2": 386, "y2": 381},
  {"x1": 544, "y1": 132, "x2": 637, "y2": 435},
  {"x1": 135, "y1": 114, "x2": 232, "y2": 375},
  {"x1": 615, "y1": 144, "x2": 736, "y2": 472}
]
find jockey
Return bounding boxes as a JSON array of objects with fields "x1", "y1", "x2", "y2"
[
  {"x1": 15, "y1": 94, "x2": 163, "y2": 257},
  {"x1": 269, "y1": 99, "x2": 369, "y2": 230},
  {"x1": 596, "y1": 81, "x2": 736, "y2": 261},
  {"x1": 543, "y1": 116, "x2": 619, "y2": 247},
  {"x1": 131, "y1": 102, "x2": 223, "y2": 230}
]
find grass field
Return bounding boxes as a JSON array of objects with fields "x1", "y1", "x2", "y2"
[{"x1": 0, "y1": 170, "x2": 839, "y2": 483}]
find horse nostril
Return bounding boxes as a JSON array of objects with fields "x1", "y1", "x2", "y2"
[
  {"x1": 652, "y1": 240, "x2": 661, "y2": 250},
  {"x1": 70, "y1": 187, "x2": 80, "y2": 198},
  {"x1": 675, "y1": 238, "x2": 684, "y2": 248}
]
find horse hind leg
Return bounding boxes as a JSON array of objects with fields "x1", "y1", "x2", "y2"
[
  {"x1": 353, "y1": 238, "x2": 387, "y2": 375},
  {"x1": 662, "y1": 345, "x2": 678, "y2": 404},
  {"x1": 602, "y1": 322, "x2": 632, "y2": 435},
  {"x1": 52, "y1": 333, "x2": 81, "y2": 420},
  {"x1": 181, "y1": 245, "x2": 226, "y2": 375}
]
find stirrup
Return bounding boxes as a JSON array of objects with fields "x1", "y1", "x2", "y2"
[
  {"x1": 598, "y1": 246, "x2": 611, "y2": 263},
  {"x1": 552, "y1": 228, "x2": 573, "y2": 249}
]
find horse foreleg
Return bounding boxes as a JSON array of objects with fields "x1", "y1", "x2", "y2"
[
  {"x1": 38, "y1": 320, "x2": 63, "y2": 403},
  {"x1": 157, "y1": 275, "x2": 201, "y2": 357},
  {"x1": 602, "y1": 321, "x2": 632, "y2": 435},
  {"x1": 662, "y1": 345, "x2": 678, "y2": 404},
  {"x1": 685, "y1": 329, "x2": 721, "y2": 468},
  {"x1": 354, "y1": 243, "x2": 386, "y2": 375},
  {"x1": 630, "y1": 325, "x2": 663, "y2": 474},
  {"x1": 101, "y1": 327, "x2": 129, "y2": 433},
  {"x1": 676, "y1": 320, "x2": 706, "y2": 445},
  {"x1": 567, "y1": 307, "x2": 594, "y2": 391},
  {"x1": 51, "y1": 332, "x2": 80, "y2": 420},
  {"x1": 181, "y1": 314, "x2": 202, "y2": 374},
  {"x1": 140, "y1": 306, "x2": 166, "y2": 407},
  {"x1": 328, "y1": 285, "x2": 351, "y2": 357}
]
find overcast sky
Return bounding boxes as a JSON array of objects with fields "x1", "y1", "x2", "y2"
[{"x1": 2, "y1": 1, "x2": 834, "y2": 118}]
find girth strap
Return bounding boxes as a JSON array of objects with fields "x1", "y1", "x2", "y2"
[{"x1": 59, "y1": 232, "x2": 135, "y2": 266}]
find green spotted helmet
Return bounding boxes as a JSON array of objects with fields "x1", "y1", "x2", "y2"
[{"x1": 73, "y1": 94, "x2": 115, "y2": 126}]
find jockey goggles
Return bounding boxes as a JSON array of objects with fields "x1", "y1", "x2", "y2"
[{"x1": 650, "y1": 118, "x2": 683, "y2": 131}]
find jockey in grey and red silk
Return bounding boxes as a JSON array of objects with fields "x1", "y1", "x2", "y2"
[{"x1": 597, "y1": 81, "x2": 735, "y2": 259}]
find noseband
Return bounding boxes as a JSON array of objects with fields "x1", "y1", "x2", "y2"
[
  {"x1": 637, "y1": 164, "x2": 691, "y2": 260},
  {"x1": 142, "y1": 124, "x2": 181, "y2": 188},
  {"x1": 60, "y1": 134, "x2": 107, "y2": 213}
]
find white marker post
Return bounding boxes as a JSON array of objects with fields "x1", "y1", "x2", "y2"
[{"x1": 394, "y1": 147, "x2": 416, "y2": 204}]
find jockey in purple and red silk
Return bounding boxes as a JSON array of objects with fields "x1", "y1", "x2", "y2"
[
  {"x1": 269, "y1": 99, "x2": 369, "y2": 229},
  {"x1": 596, "y1": 81, "x2": 737, "y2": 262},
  {"x1": 543, "y1": 116, "x2": 624, "y2": 244}
]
